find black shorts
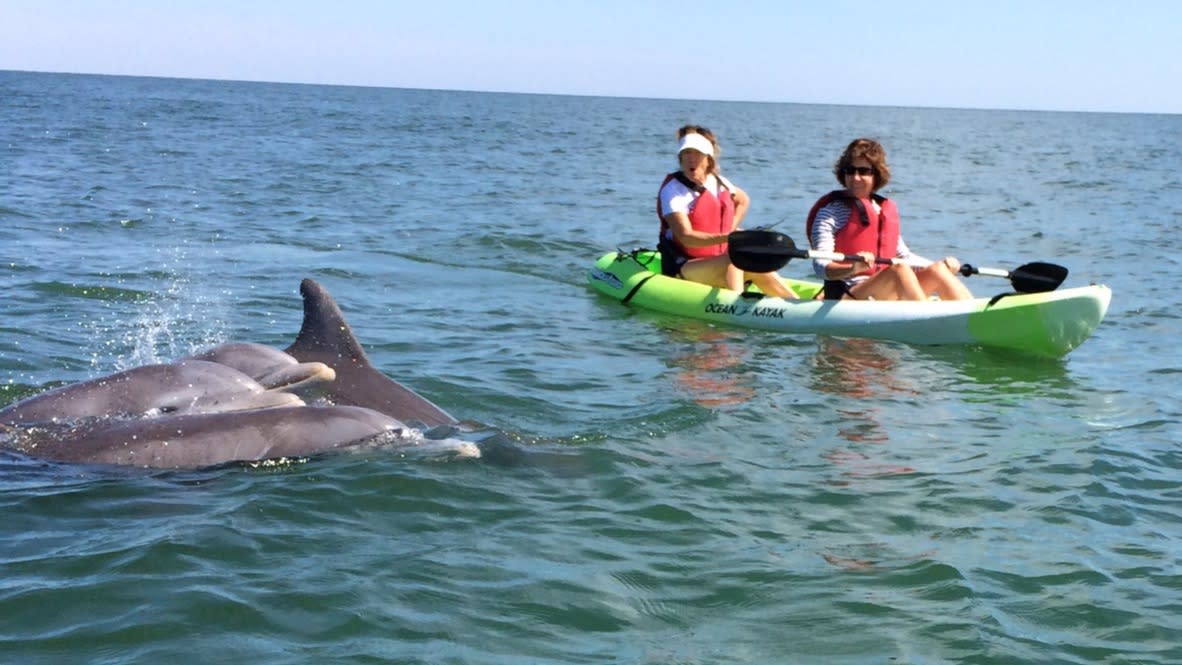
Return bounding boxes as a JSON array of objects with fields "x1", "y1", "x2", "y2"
[
  {"x1": 658, "y1": 238, "x2": 688, "y2": 278},
  {"x1": 823, "y1": 280, "x2": 853, "y2": 300}
]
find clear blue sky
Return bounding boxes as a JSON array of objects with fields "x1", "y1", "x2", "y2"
[{"x1": 2, "y1": 1, "x2": 1178, "y2": 114}]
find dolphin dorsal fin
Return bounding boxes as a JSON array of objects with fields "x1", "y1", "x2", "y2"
[
  {"x1": 285, "y1": 279, "x2": 371, "y2": 365},
  {"x1": 282, "y1": 278, "x2": 457, "y2": 428}
]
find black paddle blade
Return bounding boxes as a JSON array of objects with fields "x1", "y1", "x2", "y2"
[
  {"x1": 1011, "y1": 262, "x2": 1068, "y2": 293},
  {"x1": 727, "y1": 230, "x2": 804, "y2": 273}
]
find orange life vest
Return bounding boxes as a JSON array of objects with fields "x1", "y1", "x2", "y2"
[
  {"x1": 805, "y1": 190, "x2": 900, "y2": 276},
  {"x1": 657, "y1": 171, "x2": 734, "y2": 259}
]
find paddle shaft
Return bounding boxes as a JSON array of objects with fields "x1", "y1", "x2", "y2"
[
  {"x1": 792, "y1": 247, "x2": 1029, "y2": 281},
  {"x1": 726, "y1": 230, "x2": 1068, "y2": 293},
  {"x1": 807, "y1": 249, "x2": 1063, "y2": 291},
  {"x1": 784, "y1": 247, "x2": 894, "y2": 266},
  {"x1": 965, "y1": 265, "x2": 1011, "y2": 278},
  {"x1": 797, "y1": 249, "x2": 1039, "y2": 284}
]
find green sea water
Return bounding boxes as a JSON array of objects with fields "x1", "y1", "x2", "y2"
[{"x1": 0, "y1": 70, "x2": 1179, "y2": 664}]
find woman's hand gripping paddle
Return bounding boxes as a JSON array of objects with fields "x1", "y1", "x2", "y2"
[{"x1": 727, "y1": 229, "x2": 1067, "y2": 293}]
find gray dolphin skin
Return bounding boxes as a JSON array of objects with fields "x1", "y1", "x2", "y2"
[
  {"x1": 1, "y1": 406, "x2": 406, "y2": 468},
  {"x1": 285, "y1": 278, "x2": 458, "y2": 428},
  {"x1": 184, "y1": 342, "x2": 336, "y2": 396},
  {"x1": 0, "y1": 360, "x2": 304, "y2": 425},
  {"x1": 0, "y1": 279, "x2": 472, "y2": 468}
]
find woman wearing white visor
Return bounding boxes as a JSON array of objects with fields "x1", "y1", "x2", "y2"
[{"x1": 657, "y1": 125, "x2": 796, "y2": 298}]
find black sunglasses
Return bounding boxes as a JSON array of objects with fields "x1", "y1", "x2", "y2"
[{"x1": 842, "y1": 166, "x2": 874, "y2": 176}]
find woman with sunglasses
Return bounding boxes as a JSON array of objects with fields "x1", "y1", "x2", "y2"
[
  {"x1": 807, "y1": 138, "x2": 973, "y2": 301},
  {"x1": 658, "y1": 125, "x2": 796, "y2": 299}
]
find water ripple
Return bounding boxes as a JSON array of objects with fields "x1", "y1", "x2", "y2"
[{"x1": 2, "y1": 71, "x2": 1180, "y2": 664}]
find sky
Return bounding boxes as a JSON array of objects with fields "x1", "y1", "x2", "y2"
[{"x1": 2, "y1": 0, "x2": 1179, "y2": 114}]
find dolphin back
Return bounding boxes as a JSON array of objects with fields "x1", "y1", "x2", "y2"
[{"x1": 284, "y1": 279, "x2": 458, "y2": 428}]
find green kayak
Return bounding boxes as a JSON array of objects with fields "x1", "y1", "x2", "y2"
[{"x1": 588, "y1": 250, "x2": 1111, "y2": 358}]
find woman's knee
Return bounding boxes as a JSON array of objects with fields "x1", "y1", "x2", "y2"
[
  {"x1": 885, "y1": 263, "x2": 920, "y2": 285},
  {"x1": 881, "y1": 264, "x2": 926, "y2": 299},
  {"x1": 923, "y1": 259, "x2": 957, "y2": 278}
]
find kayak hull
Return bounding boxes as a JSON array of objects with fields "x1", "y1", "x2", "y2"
[{"x1": 587, "y1": 250, "x2": 1110, "y2": 358}]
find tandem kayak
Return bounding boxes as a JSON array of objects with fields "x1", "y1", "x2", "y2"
[{"x1": 587, "y1": 250, "x2": 1111, "y2": 358}]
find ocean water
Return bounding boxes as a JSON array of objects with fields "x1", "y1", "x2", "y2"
[{"x1": 0, "y1": 70, "x2": 1179, "y2": 664}]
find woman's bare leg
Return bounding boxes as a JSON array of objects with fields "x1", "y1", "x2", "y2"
[
  {"x1": 723, "y1": 263, "x2": 745, "y2": 292},
  {"x1": 681, "y1": 255, "x2": 741, "y2": 291},
  {"x1": 681, "y1": 257, "x2": 797, "y2": 297},
  {"x1": 916, "y1": 259, "x2": 973, "y2": 300},
  {"x1": 848, "y1": 264, "x2": 927, "y2": 300},
  {"x1": 746, "y1": 271, "x2": 798, "y2": 299}
]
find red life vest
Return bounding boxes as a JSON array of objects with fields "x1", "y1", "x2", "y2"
[
  {"x1": 805, "y1": 190, "x2": 900, "y2": 276},
  {"x1": 656, "y1": 171, "x2": 734, "y2": 259}
]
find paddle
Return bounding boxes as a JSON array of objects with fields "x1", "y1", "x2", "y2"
[
  {"x1": 727, "y1": 229, "x2": 1067, "y2": 293},
  {"x1": 958, "y1": 261, "x2": 1068, "y2": 294}
]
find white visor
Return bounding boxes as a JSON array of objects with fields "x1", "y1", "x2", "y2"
[{"x1": 678, "y1": 133, "x2": 714, "y2": 157}]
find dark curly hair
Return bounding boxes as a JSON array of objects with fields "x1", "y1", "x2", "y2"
[{"x1": 833, "y1": 138, "x2": 891, "y2": 191}]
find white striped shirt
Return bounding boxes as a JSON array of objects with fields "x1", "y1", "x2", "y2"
[{"x1": 809, "y1": 200, "x2": 930, "y2": 282}]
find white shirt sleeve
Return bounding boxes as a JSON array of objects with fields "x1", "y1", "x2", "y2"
[
  {"x1": 659, "y1": 174, "x2": 729, "y2": 218},
  {"x1": 658, "y1": 179, "x2": 695, "y2": 218},
  {"x1": 897, "y1": 236, "x2": 931, "y2": 267},
  {"x1": 809, "y1": 202, "x2": 848, "y2": 278}
]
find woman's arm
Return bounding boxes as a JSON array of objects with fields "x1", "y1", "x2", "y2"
[
  {"x1": 811, "y1": 204, "x2": 875, "y2": 280},
  {"x1": 663, "y1": 211, "x2": 729, "y2": 248},
  {"x1": 897, "y1": 236, "x2": 931, "y2": 267},
  {"x1": 729, "y1": 184, "x2": 750, "y2": 229}
]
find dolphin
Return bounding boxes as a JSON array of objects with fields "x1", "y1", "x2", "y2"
[
  {"x1": 284, "y1": 278, "x2": 458, "y2": 428},
  {"x1": 0, "y1": 360, "x2": 304, "y2": 425},
  {"x1": 0, "y1": 406, "x2": 479, "y2": 468},
  {"x1": 0, "y1": 278, "x2": 470, "y2": 469},
  {"x1": 184, "y1": 342, "x2": 336, "y2": 396}
]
